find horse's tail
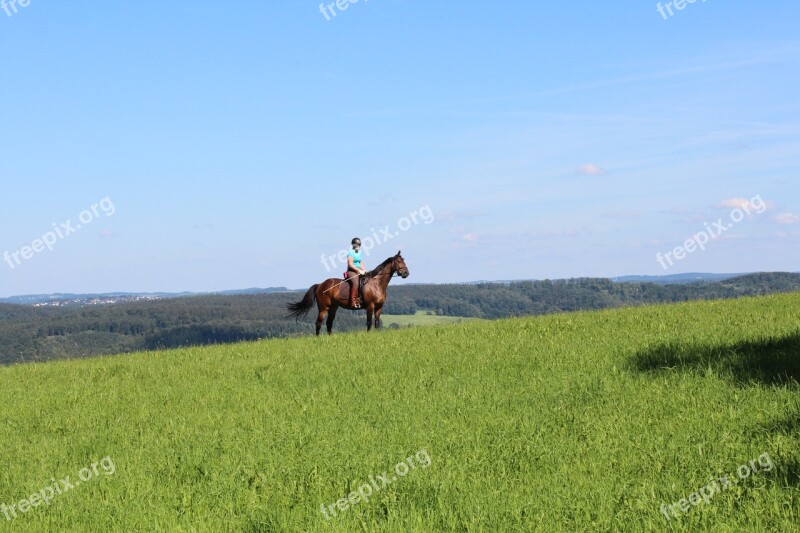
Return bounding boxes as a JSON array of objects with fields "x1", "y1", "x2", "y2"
[{"x1": 286, "y1": 284, "x2": 319, "y2": 319}]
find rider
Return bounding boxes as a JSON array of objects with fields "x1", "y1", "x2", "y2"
[{"x1": 347, "y1": 237, "x2": 367, "y2": 308}]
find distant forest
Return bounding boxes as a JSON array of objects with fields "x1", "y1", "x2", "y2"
[{"x1": 1, "y1": 272, "x2": 798, "y2": 365}]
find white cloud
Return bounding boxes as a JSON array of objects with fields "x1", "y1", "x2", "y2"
[
  {"x1": 718, "y1": 198, "x2": 752, "y2": 209},
  {"x1": 775, "y1": 212, "x2": 800, "y2": 224},
  {"x1": 576, "y1": 164, "x2": 606, "y2": 176},
  {"x1": 717, "y1": 197, "x2": 774, "y2": 211}
]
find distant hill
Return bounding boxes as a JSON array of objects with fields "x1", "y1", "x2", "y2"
[
  {"x1": 3, "y1": 272, "x2": 789, "y2": 304},
  {"x1": 460, "y1": 272, "x2": 760, "y2": 285},
  {"x1": 0, "y1": 287, "x2": 293, "y2": 306},
  {"x1": 610, "y1": 272, "x2": 750, "y2": 284}
]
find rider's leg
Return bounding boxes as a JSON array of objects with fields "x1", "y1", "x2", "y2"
[{"x1": 347, "y1": 270, "x2": 360, "y2": 308}]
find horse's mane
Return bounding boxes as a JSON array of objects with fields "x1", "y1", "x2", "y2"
[{"x1": 367, "y1": 255, "x2": 395, "y2": 277}]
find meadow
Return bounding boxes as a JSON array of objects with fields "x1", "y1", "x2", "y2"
[
  {"x1": 381, "y1": 310, "x2": 480, "y2": 327},
  {"x1": 1, "y1": 293, "x2": 799, "y2": 531}
]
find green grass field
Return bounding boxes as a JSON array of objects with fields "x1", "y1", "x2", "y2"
[
  {"x1": 1, "y1": 294, "x2": 799, "y2": 531},
  {"x1": 381, "y1": 310, "x2": 480, "y2": 327}
]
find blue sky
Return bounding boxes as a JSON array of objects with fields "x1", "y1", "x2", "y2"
[{"x1": 1, "y1": 1, "x2": 798, "y2": 296}]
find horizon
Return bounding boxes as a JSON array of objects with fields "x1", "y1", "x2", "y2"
[
  {"x1": 4, "y1": 270, "x2": 796, "y2": 301},
  {"x1": 2, "y1": 2, "x2": 798, "y2": 298}
]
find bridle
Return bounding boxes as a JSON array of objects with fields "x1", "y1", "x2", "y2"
[{"x1": 365, "y1": 260, "x2": 408, "y2": 282}]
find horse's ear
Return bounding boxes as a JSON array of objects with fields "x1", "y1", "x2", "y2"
[{"x1": 396, "y1": 250, "x2": 401, "y2": 256}]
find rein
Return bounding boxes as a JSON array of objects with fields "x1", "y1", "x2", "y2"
[{"x1": 367, "y1": 270, "x2": 401, "y2": 279}]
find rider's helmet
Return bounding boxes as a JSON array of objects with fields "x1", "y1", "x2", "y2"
[{"x1": 351, "y1": 237, "x2": 361, "y2": 246}]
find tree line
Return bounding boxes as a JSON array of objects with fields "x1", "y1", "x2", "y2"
[{"x1": 1, "y1": 272, "x2": 798, "y2": 365}]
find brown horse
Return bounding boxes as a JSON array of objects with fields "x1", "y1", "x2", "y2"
[{"x1": 286, "y1": 251, "x2": 409, "y2": 335}]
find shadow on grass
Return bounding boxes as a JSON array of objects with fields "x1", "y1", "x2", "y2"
[
  {"x1": 750, "y1": 411, "x2": 800, "y2": 488},
  {"x1": 628, "y1": 332, "x2": 800, "y2": 387},
  {"x1": 631, "y1": 332, "x2": 800, "y2": 493}
]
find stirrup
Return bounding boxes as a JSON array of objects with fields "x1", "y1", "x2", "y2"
[{"x1": 353, "y1": 299, "x2": 361, "y2": 309}]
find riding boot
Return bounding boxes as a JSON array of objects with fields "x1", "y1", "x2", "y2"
[{"x1": 349, "y1": 275, "x2": 360, "y2": 308}]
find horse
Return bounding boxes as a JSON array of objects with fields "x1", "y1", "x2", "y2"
[{"x1": 286, "y1": 251, "x2": 409, "y2": 335}]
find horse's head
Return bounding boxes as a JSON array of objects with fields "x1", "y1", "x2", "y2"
[{"x1": 392, "y1": 251, "x2": 409, "y2": 278}]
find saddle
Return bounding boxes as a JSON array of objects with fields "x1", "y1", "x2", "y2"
[{"x1": 339, "y1": 272, "x2": 365, "y2": 303}]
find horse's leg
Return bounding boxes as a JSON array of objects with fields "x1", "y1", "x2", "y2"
[
  {"x1": 374, "y1": 304, "x2": 383, "y2": 329},
  {"x1": 315, "y1": 309, "x2": 327, "y2": 336},
  {"x1": 366, "y1": 303, "x2": 375, "y2": 331},
  {"x1": 315, "y1": 294, "x2": 328, "y2": 336},
  {"x1": 325, "y1": 305, "x2": 338, "y2": 335}
]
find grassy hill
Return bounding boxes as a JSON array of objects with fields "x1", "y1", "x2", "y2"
[{"x1": 1, "y1": 294, "x2": 799, "y2": 530}]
